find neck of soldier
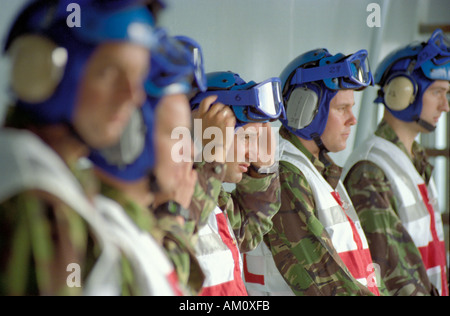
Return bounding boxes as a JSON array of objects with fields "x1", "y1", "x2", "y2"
[
  {"x1": 96, "y1": 170, "x2": 154, "y2": 209},
  {"x1": 383, "y1": 110, "x2": 419, "y2": 158},
  {"x1": 31, "y1": 124, "x2": 89, "y2": 166},
  {"x1": 298, "y1": 136, "x2": 322, "y2": 159}
]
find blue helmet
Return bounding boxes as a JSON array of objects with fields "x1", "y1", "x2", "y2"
[
  {"x1": 4, "y1": 0, "x2": 159, "y2": 127},
  {"x1": 279, "y1": 48, "x2": 373, "y2": 140},
  {"x1": 374, "y1": 29, "x2": 450, "y2": 129},
  {"x1": 144, "y1": 32, "x2": 197, "y2": 99},
  {"x1": 145, "y1": 35, "x2": 206, "y2": 99},
  {"x1": 190, "y1": 71, "x2": 286, "y2": 128}
]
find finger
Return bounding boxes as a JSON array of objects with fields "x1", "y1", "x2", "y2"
[
  {"x1": 191, "y1": 108, "x2": 200, "y2": 119},
  {"x1": 184, "y1": 161, "x2": 195, "y2": 175},
  {"x1": 219, "y1": 105, "x2": 234, "y2": 118},
  {"x1": 224, "y1": 112, "x2": 236, "y2": 127},
  {"x1": 261, "y1": 122, "x2": 272, "y2": 129},
  {"x1": 213, "y1": 105, "x2": 235, "y2": 125},
  {"x1": 179, "y1": 160, "x2": 192, "y2": 173},
  {"x1": 190, "y1": 169, "x2": 198, "y2": 184},
  {"x1": 197, "y1": 95, "x2": 218, "y2": 117},
  {"x1": 205, "y1": 102, "x2": 227, "y2": 117}
]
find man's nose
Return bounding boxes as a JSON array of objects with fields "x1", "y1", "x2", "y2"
[{"x1": 118, "y1": 77, "x2": 146, "y2": 108}]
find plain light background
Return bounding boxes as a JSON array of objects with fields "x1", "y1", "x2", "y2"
[{"x1": 0, "y1": 0, "x2": 449, "y2": 211}]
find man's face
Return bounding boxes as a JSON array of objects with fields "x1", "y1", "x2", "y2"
[
  {"x1": 154, "y1": 93, "x2": 193, "y2": 193},
  {"x1": 73, "y1": 42, "x2": 150, "y2": 149},
  {"x1": 321, "y1": 89, "x2": 357, "y2": 153},
  {"x1": 420, "y1": 80, "x2": 450, "y2": 132},
  {"x1": 224, "y1": 122, "x2": 263, "y2": 183}
]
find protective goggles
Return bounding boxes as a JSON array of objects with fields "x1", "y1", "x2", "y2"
[
  {"x1": 174, "y1": 36, "x2": 207, "y2": 93},
  {"x1": 417, "y1": 29, "x2": 450, "y2": 81},
  {"x1": 191, "y1": 77, "x2": 286, "y2": 124},
  {"x1": 145, "y1": 31, "x2": 197, "y2": 98},
  {"x1": 291, "y1": 49, "x2": 374, "y2": 90}
]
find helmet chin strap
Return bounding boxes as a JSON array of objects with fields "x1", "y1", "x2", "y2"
[
  {"x1": 414, "y1": 116, "x2": 436, "y2": 132},
  {"x1": 148, "y1": 169, "x2": 161, "y2": 193},
  {"x1": 311, "y1": 133, "x2": 331, "y2": 167}
]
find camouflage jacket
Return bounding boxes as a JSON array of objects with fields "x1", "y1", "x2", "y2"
[
  {"x1": 343, "y1": 120, "x2": 436, "y2": 296},
  {"x1": 0, "y1": 128, "x2": 161, "y2": 296},
  {"x1": 190, "y1": 161, "x2": 281, "y2": 253},
  {"x1": 264, "y1": 127, "x2": 377, "y2": 296},
  {"x1": 0, "y1": 129, "x2": 100, "y2": 295},
  {"x1": 189, "y1": 161, "x2": 228, "y2": 235},
  {"x1": 0, "y1": 110, "x2": 193, "y2": 296},
  {"x1": 100, "y1": 182, "x2": 204, "y2": 295}
]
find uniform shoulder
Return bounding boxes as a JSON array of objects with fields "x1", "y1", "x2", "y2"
[{"x1": 344, "y1": 160, "x2": 386, "y2": 183}]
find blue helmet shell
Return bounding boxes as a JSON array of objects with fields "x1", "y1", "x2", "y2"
[
  {"x1": 205, "y1": 71, "x2": 248, "y2": 90},
  {"x1": 279, "y1": 48, "x2": 332, "y2": 93},
  {"x1": 202, "y1": 71, "x2": 255, "y2": 126}
]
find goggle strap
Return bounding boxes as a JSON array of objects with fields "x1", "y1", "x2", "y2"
[
  {"x1": 416, "y1": 44, "x2": 440, "y2": 69},
  {"x1": 292, "y1": 61, "x2": 352, "y2": 85},
  {"x1": 227, "y1": 89, "x2": 258, "y2": 106},
  {"x1": 192, "y1": 90, "x2": 258, "y2": 107}
]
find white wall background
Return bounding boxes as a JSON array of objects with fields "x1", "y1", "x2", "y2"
[
  {"x1": 0, "y1": 0, "x2": 449, "y2": 207},
  {"x1": 0, "y1": 0, "x2": 28, "y2": 122}
]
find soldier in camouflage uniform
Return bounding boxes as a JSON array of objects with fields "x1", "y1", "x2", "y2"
[
  {"x1": 150, "y1": 94, "x2": 205, "y2": 295},
  {"x1": 343, "y1": 29, "x2": 450, "y2": 296},
  {"x1": 90, "y1": 95, "x2": 201, "y2": 295},
  {"x1": 0, "y1": 0, "x2": 159, "y2": 295},
  {"x1": 189, "y1": 71, "x2": 283, "y2": 295},
  {"x1": 89, "y1": 35, "x2": 207, "y2": 295},
  {"x1": 244, "y1": 48, "x2": 386, "y2": 296}
]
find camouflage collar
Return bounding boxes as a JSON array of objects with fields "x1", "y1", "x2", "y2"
[
  {"x1": 375, "y1": 120, "x2": 433, "y2": 184},
  {"x1": 71, "y1": 162, "x2": 101, "y2": 201},
  {"x1": 280, "y1": 127, "x2": 342, "y2": 189},
  {"x1": 100, "y1": 181, "x2": 156, "y2": 232}
]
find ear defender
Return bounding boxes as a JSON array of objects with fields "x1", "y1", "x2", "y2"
[
  {"x1": 99, "y1": 108, "x2": 147, "y2": 167},
  {"x1": 286, "y1": 86, "x2": 319, "y2": 130},
  {"x1": 8, "y1": 34, "x2": 68, "y2": 104},
  {"x1": 383, "y1": 75, "x2": 417, "y2": 111}
]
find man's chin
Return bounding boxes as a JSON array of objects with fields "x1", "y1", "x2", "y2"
[
  {"x1": 102, "y1": 131, "x2": 122, "y2": 148},
  {"x1": 326, "y1": 142, "x2": 347, "y2": 154}
]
